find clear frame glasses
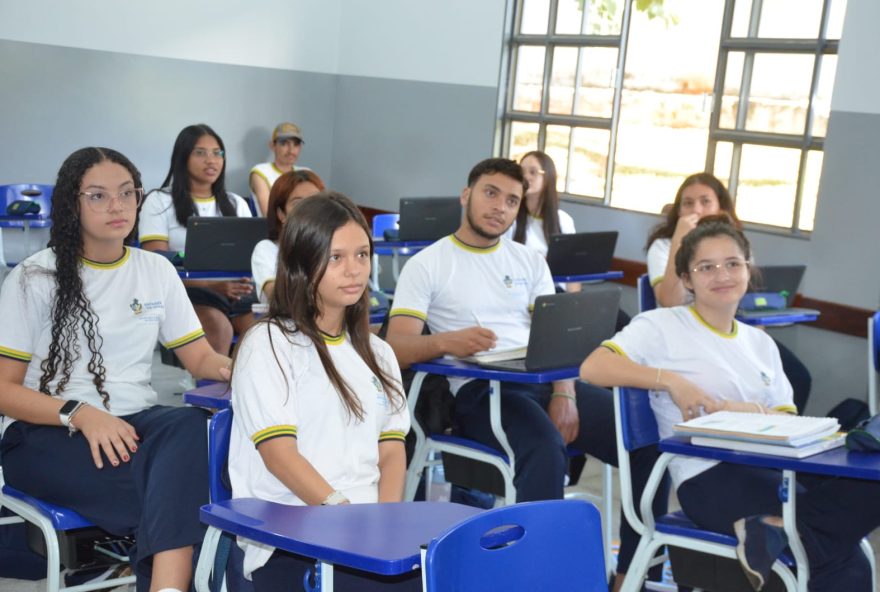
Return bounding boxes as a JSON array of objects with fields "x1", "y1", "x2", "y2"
[
  {"x1": 691, "y1": 259, "x2": 749, "y2": 277},
  {"x1": 191, "y1": 148, "x2": 225, "y2": 159},
  {"x1": 79, "y1": 188, "x2": 144, "y2": 212}
]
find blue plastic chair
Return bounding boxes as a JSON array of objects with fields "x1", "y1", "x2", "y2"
[
  {"x1": 637, "y1": 273, "x2": 657, "y2": 313},
  {"x1": 0, "y1": 482, "x2": 136, "y2": 591},
  {"x1": 614, "y1": 386, "x2": 800, "y2": 592},
  {"x1": 371, "y1": 213, "x2": 399, "y2": 244},
  {"x1": 0, "y1": 184, "x2": 53, "y2": 228},
  {"x1": 422, "y1": 499, "x2": 607, "y2": 591},
  {"x1": 869, "y1": 311, "x2": 880, "y2": 415}
]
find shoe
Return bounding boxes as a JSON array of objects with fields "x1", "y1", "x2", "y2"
[
  {"x1": 64, "y1": 563, "x2": 132, "y2": 586},
  {"x1": 734, "y1": 515, "x2": 788, "y2": 591}
]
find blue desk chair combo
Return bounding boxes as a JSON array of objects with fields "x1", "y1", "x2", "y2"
[
  {"x1": 370, "y1": 213, "x2": 400, "y2": 292},
  {"x1": 0, "y1": 183, "x2": 53, "y2": 267},
  {"x1": 403, "y1": 367, "x2": 616, "y2": 578},
  {"x1": 637, "y1": 273, "x2": 657, "y2": 313},
  {"x1": 0, "y1": 477, "x2": 136, "y2": 591},
  {"x1": 421, "y1": 499, "x2": 608, "y2": 592},
  {"x1": 613, "y1": 386, "x2": 799, "y2": 592},
  {"x1": 868, "y1": 311, "x2": 880, "y2": 415}
]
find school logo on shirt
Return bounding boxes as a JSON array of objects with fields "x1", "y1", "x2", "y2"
[
  {"x1": 132, "y1": 299, "x2": 164, "y2": 323},
  {"x1": 130, "y1": 298, "x2": 143, "y2": 315},
  {"x1": 372, "y1": 375, "x2": 388, "y2": 408},
  {"x1": 502, "y1": 274, "x2": 528, "y2": 289}
]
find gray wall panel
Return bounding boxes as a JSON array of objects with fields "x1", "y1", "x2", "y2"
[
  {"x1": 329, "y1": 75, "x2": 497, "y2": 208},
  {"x1": 0, "y1": 39, "x2": 338, "y2": 197}
]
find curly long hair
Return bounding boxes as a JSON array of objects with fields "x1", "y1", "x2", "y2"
[
  {"x1": 513, "y1": 151, "x2": 561, "y2": 244},
  {"x1": 38, "y1": 147, "x2": 143, "y2": 408},
  {"x1": 645, "y1": 172, "x2": 742, "y2": 250},
  {"x1": 236, "y1": 191, "x2": 404, "y2": 421},
  {"x1": 148, "y1": 124, "x2": 236, "y2": 227}
]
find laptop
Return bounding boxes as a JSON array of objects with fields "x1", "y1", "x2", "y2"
[
  {"x1": 397, "y1": 197, "x2": 461, "y2": 241},
  {"x1": 546, "y1": 231, "x2": 618, "y2": 276},
  {"x1": 738, "y1": 264, "x2": 820, "y2": 319},
  {"x1": 183, "y1": 217, "x2": 267, "y2": 272},
  {"x1": 467, "y1": 284, "x2": 621, "y2": 372}
]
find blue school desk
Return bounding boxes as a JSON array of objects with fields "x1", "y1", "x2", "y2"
[
  {"x1": 197, "y1": 499, "x2": 481, "y2": 591},
  {"x1": 184, "y1": 382, "x2": 231, "y2": 410},
  {"x1": 177, "y1": 270, "x2": 253, "y2": 280},
  {"x1": 371, "y1": 239, "x2": 433, "y2": 291},
  {"x1": 552, "y1": 270, "x2": 624, "y2": 283},
  {"x1": 735, "y1": 310, "x2": 820, "y2": 328},
  {"x1": 658, "y1": 436, "x2": 880, "y2": 590}
]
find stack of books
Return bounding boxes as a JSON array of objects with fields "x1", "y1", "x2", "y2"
[{"x1": 673, "y1": 411, "x2": 845, "y2": 458}]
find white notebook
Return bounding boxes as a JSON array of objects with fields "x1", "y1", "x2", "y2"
[
  {"x1": 690, "y1": 432, "x2": 846, "y2": 458},
  {"x1": 673, "y1": 411, "x2": 839, "y2": 447}
]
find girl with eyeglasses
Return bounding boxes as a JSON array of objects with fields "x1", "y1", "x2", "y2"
[
  {"x1": 229, "y1": 192, "x2": 413, "y2": 590},
  {"x1": 140, "y1": 124, "x2": 256, "y2": 356},
  {"x1": 645, "y1": 173, "x2": 811, "y2": 414},
  {"x1": 251, "y1": 169, "x2": 325, "y2": 303},
  {"x1": 508, "y1": 151, "x2": 575, "y2": 257},
  {"x1": 0, "y1": 147, "x2": 231, "y2": 592},
  {"x1": 582, "y1": 219, "x2": 880, "y2": 592}
]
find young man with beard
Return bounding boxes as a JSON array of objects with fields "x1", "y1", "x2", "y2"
[{"x1": 385, "y1": 157, "x2": 618, "y2": 502}]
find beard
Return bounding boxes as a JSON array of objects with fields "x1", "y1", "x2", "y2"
[{"x1": 465, "y1": 199, "x2": 510, "y2": 241}]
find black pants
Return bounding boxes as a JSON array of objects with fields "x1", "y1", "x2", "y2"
[
  {"x1": 1, "y1": 405, "x2": 210, "y2": 591},
  {"x1": 678, "y1": 463, "x2": 880, "y2": 592},
  {"x1": 252, "y1": 549, "x2": 421, "y2": 591},
  {"x1": 453, "y1": 380, "x2": 668, "y2": 574},
  {"x1": 775, "y1": 338, "x2": 812, "y2": 413}
]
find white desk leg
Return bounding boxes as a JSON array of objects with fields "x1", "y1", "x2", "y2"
[
  {"x1": 319, "y1": 561, "x2": 334, "y2": 591},
  {"x1": 488, "y1": 379, "x2": 517, "y2": 505},
  {"x1": 391, "y1": 251, "x2": 401, "y2": 284},
  {"x1": 781, "y1": 470, "x2": 809, "y2": 592},
  {"x1": 371, "y1": 253, "x2": 381, "y2": 291}
]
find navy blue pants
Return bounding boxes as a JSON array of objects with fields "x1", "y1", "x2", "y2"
[
  {"x1": 1, "y1": 405, "x2": 210, "y2": 592},
  {"x1": 453, "y1": 380, "x2": 668, "y2": 575},
  {"x1": 252, "y1": 549, "x2": 421, "y2": 591},
  {"x1": 678, "y1": 462, "x2": 880, "y2": 592}
]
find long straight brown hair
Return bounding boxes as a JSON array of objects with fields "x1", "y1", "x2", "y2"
[
  {"x1": 238, "y1": 191, "x2": 404, "y2": 421},
  {"x1": 513, "y1": 150, "x2": 561, "y2": 244}
]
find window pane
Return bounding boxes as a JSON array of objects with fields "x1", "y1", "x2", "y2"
[
  {"x1": 746, "y1": 53, "x2": 815, "y2": 135},
  {"x1": 735, "y1": 145, "x2": 800, "y2": 227},
  {"x1": 555, "y1": 0, "x2": 623, "y2": 35},
  {"x1": 576, "y1": 47, "x2": 617, "y2": 118},
  {"x1": 712, "y1": 141, "x2": 734, "y2": 186},
  {"x1": 549, "y1": 47, "x2": 578, "y2": 114},
  {"x1": 758, "y1": 0, "x2": 823, "y2": 38},
  {"x1": 512, "y1": 46, "x2": 547, "y2": 112},
  {"x1": 812, "y1": 54, "x2": 837, "y2": 137},
  {"x1": 826, "y1": 0, "x2": 847, "y2": 39},
  {"x1": 545, "y1": 125, "x2": 572, "y2": 192},
  {"x1": 520, "y1": 0, "x2": 550, "y2": 35},
  {"x1": 508, "y1": 121, "x2": 540, "y2": 163},
  {"x1": 730, "y1": 0, "x2": 754, "y2": 38},
  {"x1": 719, "y1": 52, "x2": 745, "y2": 129},
  {"x1": 798, "y1": 150, "x2": 823, "y2": 231},
  {"x1": 611, "y1": 0, "x2": 724, "y2": 213},
  {"x1": 569, "y1": 127, "x2": 610, "y2": 197}
]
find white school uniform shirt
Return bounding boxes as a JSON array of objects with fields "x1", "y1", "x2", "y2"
[
  {"x1": 250, "y1": 239, "x2": 278, "y2": 303},
  {"x1": 138, "y1": 190, "x2": 252, "y2": 252},
  {"x1": 389, "y1": 234, "x2": 554, "y2": 393},
  {"x1": 602, "y1": 306, "x2": 795, "y2": 489},
  {"x1": 0, "y1": 247, "x2": 204, "y2": 430},
  {"x1": 504, "y1": 210, "x2": 576, "y2": 257},
  {"x1": 229, "y1": 322, "x2": 410, "y2": 577},
  {"x1": 249, "y1": 162, "x2": 311, "y2": 212},
  {"x1": 646, "y1": 238, "x2": 671, "y2": 288}
]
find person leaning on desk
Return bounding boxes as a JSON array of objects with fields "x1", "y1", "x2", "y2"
[
  {"x1": 385, "y1": 157, "x2": 662, "y2": 587},
  {"x1": 581, "y1": 218, "x2": 880, "y2": 592}
]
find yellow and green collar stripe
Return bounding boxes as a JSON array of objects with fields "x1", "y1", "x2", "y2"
[
  {"x1": 82, "y1": 247, "x2": 130, "y2": 270},
  {"x1": 449, "y1": 234, "x2": 501, "y2": 254},
  {"x1": 322, "y1": 332, "x2": 345, "y2": 346},
  {"x1": 689, "y1": 306, "x2": 737, "y2": 338}
]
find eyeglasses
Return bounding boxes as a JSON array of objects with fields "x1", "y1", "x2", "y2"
[
  {"x1": 691, "y1": 259, "x2": 749, "y2": 277},
  {"x1": 191, "y1": 148, "x2": 225, "y2": 159},
  {"x1": 523, "y1": 167, "x2": 545, "y2": 176},
  {"x1": 79, "y1": 188, "x2": 144, "y2": 212}
]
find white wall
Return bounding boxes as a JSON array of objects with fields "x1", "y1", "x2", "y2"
[
  {"x1": 0, "y1": 0, "x2": 342, "y2": 73},
  {"x1": 337, "y1": 0, "x2": 507, "y2": 87},
  {"x1": 829, "y1": 0, "x2": 880, "y2": 115}
]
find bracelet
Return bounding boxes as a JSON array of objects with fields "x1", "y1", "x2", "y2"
[
  {"x1": 321, "y1": 490, "x2": 349, "y2": 506},
  {"x1": 66, "y1": 402, "x2": 88, "y2": 437},
  {"x1": 654, "y1": 368, "x2": 662, "y2": 391},
  {"x1": 551, "y1": 392, "x2": 576, "y2": 402}
]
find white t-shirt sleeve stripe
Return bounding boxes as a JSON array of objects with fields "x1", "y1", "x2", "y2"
[{"x1": 157, "y1": 259, "x2": 205, "y2": 349}]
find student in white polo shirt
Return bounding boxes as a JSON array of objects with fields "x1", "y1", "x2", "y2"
[
  {"x1": 139, "y1": 124, "x2": 255, "y2": 356},
  {"x1": 249, "y1": 122, "x2": 311, "y2": 216},
  {"x1": 229, "y1": 192, "x2": 413, "y2": 590},
  {"x1": 0, "y1": 147, "x2": 231, "y2": 592}
]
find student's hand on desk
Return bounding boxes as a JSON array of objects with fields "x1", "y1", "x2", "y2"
[
  {"x1": 665, "y1": 374, "x2": 716, "y2": 421},
  {"x1": 441, "y1": 327, "x2": 497, "y2": 357},
  {"x1": 72, "y1": 406, "x2": 140, "y2": 470},
  {"x1": 213, "y1": 278, "x2": 254, "y2": 301},
  {"x1": 548, "y1": 396, "x2": 579, "y2": 444}
]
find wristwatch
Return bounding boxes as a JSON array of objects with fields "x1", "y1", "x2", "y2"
[
  {"x1": 321, "y1": 490, "x2": 349, "y2": 506},
  {"x1": 59, "y1": 400, "x2": 87, "y2": 436}
]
